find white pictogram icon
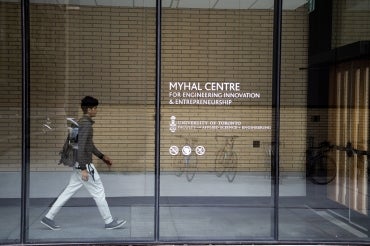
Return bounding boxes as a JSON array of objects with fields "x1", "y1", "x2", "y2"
[
  {"x1": 169, "y1": 145, "x2": 179, "y2": 156},
  {"x1": 182, "y1": 145, "x2": 192, "y2": 156},
  {"x1": 195, "y1": 145, "x2": 206, "y2": 156}
]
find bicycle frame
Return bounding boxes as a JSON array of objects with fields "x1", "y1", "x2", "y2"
[
  {"x1": 306, "y1": 141, "x2": 336, "y2": 185},
  {"x1": 171, "y1": 135, "x2": 199, "y2": 182},
  {"x1": 214, "y1": 136, "x2": 238, "y2": 182}
]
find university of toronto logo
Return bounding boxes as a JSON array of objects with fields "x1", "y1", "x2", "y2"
[{"x1": 169, "y1": 115, "x2": 177, "y2": 133}]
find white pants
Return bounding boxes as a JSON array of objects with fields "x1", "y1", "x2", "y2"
[{"x1": 45, "y1": 164, "x2": 113, "y2": 224}]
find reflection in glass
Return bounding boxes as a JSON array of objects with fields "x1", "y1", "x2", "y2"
[
  {"x1": 28, "y1": 0, "x2": 156, "y2": 243},
  {"x1": 161, "y1": 0, "x2": 275, "y2": 241},
  {"x1": 280, "y1": 0, "x2": 370, "y2": 242},
  {"x1": 0, "y1": 0, "x2": 22, "y2": 244}
]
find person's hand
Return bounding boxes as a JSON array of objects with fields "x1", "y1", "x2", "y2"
[
  {"x1": 81, "y1": 169, "x2": 89, "y2": 181},
  {"x1": 102, "y1": 155, "x2": 113, "y2": 166}
]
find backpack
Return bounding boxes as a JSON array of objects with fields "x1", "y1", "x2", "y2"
[{"x1": 58, "y1": 118, "x2": 79, "y2": 167}]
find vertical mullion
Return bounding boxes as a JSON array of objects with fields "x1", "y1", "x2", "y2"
[
  {"x1": 272, "y1": 0, "x2": 282, "y2": 241},
  {"x1": 154, "y1": 0, "x2": 162, "y2": 242},
  {"x1": 21, "y1": 0, "x2": 30, "y2": 243}
]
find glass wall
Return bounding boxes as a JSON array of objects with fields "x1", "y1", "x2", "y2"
[
  {"x1": 27, "y1": 0, "x2": 156, "y2": 243},
  {"x1": 0, "y1": 0, "x2": 369, "y2": 244},
  {"x1": 0, "y1": 0, "x2": 22, "y2": 244},
  {"x1": 280, "y1": 0, "x2": 370, "y2": 242},
  {"x1": 160, "y1": 0, "x2": 275, "y2": 241},
  {"x1": 278, "y1": 0, "x2": 310, "y2": 240}
]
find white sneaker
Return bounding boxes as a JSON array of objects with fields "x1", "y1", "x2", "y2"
[
  {"x1": 105, "y1": 218, "x2": 126, "y2": 230},
  {"x1": 41, "y1": 217, "x2": 61, "y2": 230}
]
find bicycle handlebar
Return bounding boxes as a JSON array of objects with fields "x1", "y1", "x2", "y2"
[
  {"x1": 215, "y1": 135, "x2": 239, "y2": 141},
  {"x1": 334, "y1": 142, "x2": 370, "y2": 157},
  {"x1": 309, "y1": 141, "x2": 370, "y2": 157},
  {"x1": 174, "y1": 134, "x2": 198, "y2": 143}
]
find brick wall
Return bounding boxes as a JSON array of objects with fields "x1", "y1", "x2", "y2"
[
  {"x1": 0, "y1": 3, "x2": 22, "y2": 171},
  {"x1": 0, "y1": 3, "x2": 308, "y2": 173}
]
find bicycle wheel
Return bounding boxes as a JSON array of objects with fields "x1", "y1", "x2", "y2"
[
  {"x1": 214, "y1": 151, "x2": 225, "y2": 177},
  {"x1": 309, "y1": 154, "x2": 336, "y2": 185},
  {"x1": 226, "y1": 152, "x2": 237, "y2": 183},
  {"x1": 175, "y1": 157, "x2": 184, "y2": 177},
  {"x1": 185, "y1": 155, "x2": 197, "y2": 182}
]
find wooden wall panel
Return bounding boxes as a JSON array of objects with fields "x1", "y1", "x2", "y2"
[{"x1": 328, "y1": 60, "x2": 369, "y2": 215}]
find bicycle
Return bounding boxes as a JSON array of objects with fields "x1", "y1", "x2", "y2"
[
  {"x1": 214, "y1": 135, "x2": 238, "y2": 182},
  {"x1": 169, "y1": 135, "x2": 205, "y2": 182},
  {"x1": 306, "y1": 141, "x2": 336, "y2": 185},
  {"x1": 263, "y1": 141, "x2": 273, "y2": 178}
]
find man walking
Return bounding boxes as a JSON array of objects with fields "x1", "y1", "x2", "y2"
[{"x1": 41, "y1": 96, "x2": 126, "y2": 230}]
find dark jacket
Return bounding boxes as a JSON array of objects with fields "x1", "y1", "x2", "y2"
[{"x1": 77, "y1": 115, "x2": 104, "y2": 170}]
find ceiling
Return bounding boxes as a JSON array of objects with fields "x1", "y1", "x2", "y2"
[{"x1": 1, "y1": 0, "x2": 309, "y2": 10}]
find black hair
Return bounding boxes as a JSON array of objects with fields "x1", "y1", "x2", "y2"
[{"x1": 81, "y1": 96, "x2": 99, "y2": 113}]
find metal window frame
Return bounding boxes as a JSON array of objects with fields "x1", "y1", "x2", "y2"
[
  {"x1": 21, "y1": 0, "x2": 30, "y2": 243},
  {"x1": 272, "y1": 0, "x2": 282, "y2": 240}
]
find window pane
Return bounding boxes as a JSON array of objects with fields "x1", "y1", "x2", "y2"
[
  {"x1": 278, "y1": 0, "x2": 310, "y2": 240},
  {"x1": 280, "y1": 0, "x2": 370, "y2": 242},
  {"x1": 332, "y1": 0, "x2": 370, "y2": 47},
  {"x1": 160, "y1": 0, "x2": 275, "y2": 241},
  {"x1": 0, "y1": 1, "x2": 22, "y2": 244},
  {"x1": 28, "y1": 1, "x2": 156, "y2": 243}
]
